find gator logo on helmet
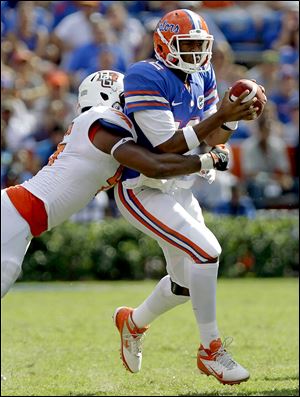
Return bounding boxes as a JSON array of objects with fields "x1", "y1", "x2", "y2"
[{"x1": 158, "y1": 21, "x2": 180, "y2": 33}]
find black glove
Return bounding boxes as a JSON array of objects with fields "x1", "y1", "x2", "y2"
[{"x1": 209, "y1": 144, "x2": 229, "y2": 171}]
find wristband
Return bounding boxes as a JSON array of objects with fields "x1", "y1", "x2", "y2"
[
  {"x1": 182, "y1": 126, "x2": 200, "y2": 150},
  {"x1": 221, "y1": 121, "x2": 238, "y2": 131},
  {"x1": 199, "y1": 153, "x2": 214, "y2": 170}
]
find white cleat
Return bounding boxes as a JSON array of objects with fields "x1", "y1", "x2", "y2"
[
  {"x1": 197, "y1": 337, "x2": 250, "y2": 385},
  {"x1": 113, "y1": 306, "x2": 149, "y2": 373},
  {"x1": 1, "y1": 374, "x2": 6, "y2": 381}
]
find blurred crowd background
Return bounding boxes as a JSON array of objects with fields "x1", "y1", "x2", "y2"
[{"x1": 1, "y1": 0, "x2": 299, "y2": 221}]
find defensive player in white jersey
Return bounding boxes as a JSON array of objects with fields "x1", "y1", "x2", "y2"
[
  {"x1": 1, "y1": 68, "x2": 239, "y2": 301},
  {"x1": 1, "y1": 67, "x2": 249, "y2": 380},
  {"x1": 113, "y1": 10, "x2": 266, "y2": 385}
]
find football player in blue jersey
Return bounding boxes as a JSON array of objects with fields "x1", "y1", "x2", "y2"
[{"x1": 113, "y1": 9, "x2": 264, "y2": 385}]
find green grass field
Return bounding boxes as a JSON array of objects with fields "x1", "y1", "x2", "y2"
[{"x1": 1, "y1": 278, "x2": 299, "y2": 396}]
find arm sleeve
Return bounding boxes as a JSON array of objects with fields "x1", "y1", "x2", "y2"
[{"x1": 134, "y1": 109, "x2": 176, "y2": 147}]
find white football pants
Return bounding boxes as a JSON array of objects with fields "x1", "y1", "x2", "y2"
[
  {"x1": 114, "y1": 182, "x2": 221, "y2": 288},
  {"x1": 1, "y1": 190, "x2": 32, "y2": 298}
]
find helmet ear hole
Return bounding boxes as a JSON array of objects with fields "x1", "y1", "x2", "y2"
[{"x1": 100, "y1": 92, "x2": 109, "y2": 101}]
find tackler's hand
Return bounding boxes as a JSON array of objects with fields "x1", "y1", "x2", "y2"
[
  {"x1": 209, "y1": 144, "x2": 230, "y2": 171},
  {"x1": 199, "y1": 144, "x2": 229, "y2": 172}
]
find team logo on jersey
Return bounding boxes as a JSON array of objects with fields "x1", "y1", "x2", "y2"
[
  {"x1": 159, "y1": 21, "x2": 180, "y2": 33},
  {"x1": 197, "y1": 95, "x2": 204, "y2": 110}
]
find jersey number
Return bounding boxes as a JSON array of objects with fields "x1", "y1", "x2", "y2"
[
  {"x1": 148, "y1": 61, "x2": 164, "y2": 71},
  {"x1": 96, "y1": 165, "x2": 124, "y2": 194},
  {"x1": 47, "y1": 123, "x2": 73, "y2": 166},
  {"x1": 48, "y1": 143, "x2": 66, "y2": 166}
]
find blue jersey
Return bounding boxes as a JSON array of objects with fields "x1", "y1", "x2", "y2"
[
  {"x1": 122, "y1": 59, "x2": 219, "y2": 180},
  {"x1": 124, "y1": 59, "x2": 218, "y2": 130}
]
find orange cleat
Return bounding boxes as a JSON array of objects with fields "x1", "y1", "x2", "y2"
[
  {"x1": 197, "y1": 338, "x2": 250, "y2": 385},
  {"x1": 113, "y1": 306, "x2": 149, "y2": 373}
]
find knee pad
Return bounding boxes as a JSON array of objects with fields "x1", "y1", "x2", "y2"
[{"x1": 170, "y1": 278, "x2": 190, "y2": 297}]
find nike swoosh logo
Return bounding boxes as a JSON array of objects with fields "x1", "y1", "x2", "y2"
[
  {"x1": 172, "y1": 101, "x2": 183, "y2": 106},
  {"x1": 209, "y1": 366, "x2": 223, "y2": 379}
]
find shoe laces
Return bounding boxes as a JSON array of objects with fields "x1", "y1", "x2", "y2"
[
  {"x1": 123, "y1": 332, "x2": 145, "y2": 355},
  {"x1": 213, "y1": 337, "x2": 237, "y2": 370}
]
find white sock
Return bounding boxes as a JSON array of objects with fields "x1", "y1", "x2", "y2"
[
  {"x1": 189, "y1": 261, "x2": 220, "y2": 348},
  {"x1": 132, "y1": 275, "x2": 190, "y2": 328}
]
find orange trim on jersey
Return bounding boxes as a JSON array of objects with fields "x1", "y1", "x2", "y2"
[
  {"x1": 96, "y1": 165, "x2": 124, "y2": 194},
  {"x1": 6, "y1": 185, "x2": 48, "y2": 237},
  {"x1": 110, "y1": 109, "x2": 133, "y2": 129},
  {"x1": 205, "y1": 96, "x2": 218, "y2": 106},
  {"x1": 125, "y1": 90, "x2": 162, "y2": 96},
  {"x1": 88, "y1": 122, "x2": 99, "y2": 143}
]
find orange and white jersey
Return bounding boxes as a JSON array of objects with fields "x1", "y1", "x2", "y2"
[{"x1": 22, "y1": 105, "x2": 136, "y2": 230}]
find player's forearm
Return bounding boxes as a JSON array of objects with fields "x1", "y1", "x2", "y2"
[
  {"x1": 138, "y1": 147, "x2": 230, "y2": 178},
  {"x1": 113, "y1": 141, "x2": 201, "y2": 178},
  {"x1": 204, "y1": 127, "x2": 233, "y2": 146},
  {"x1": 114, "y1": 140, "x2": 229, "y2": 178},
  {"x1": 147, "y1": 153, "x2": 202, "y2": 178},
  {"x1": 157, "y1": 111, "x2": 225, "y2": 154}
]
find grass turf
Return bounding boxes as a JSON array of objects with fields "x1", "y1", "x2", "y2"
[{"x1": 1, "y1": 278, "x2": 299, "y2": 396}]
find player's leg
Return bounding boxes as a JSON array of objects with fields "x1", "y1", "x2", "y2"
[
  {"x1": 1, "y1": 190, "x2": 32, "y2": 298},
  {"x1": 114, "y1": 183, "x2": 250, "y2": 383},
  {"x1": 125, "y1": 185, "x2": 197, "y2": 327},
  {"x1": 113, "y1": 274, "x2": 189, "y2": 373},
  {"x1": 130, "y1": 274, "x2": 190, "y2": 329},
  {"x1": 150, "y1": 188, "x2": 249, "y2": 384},
  {"x1": 162, "y1": 188, "x2": 250, "y2": 385},
  {"x1": 113, "y1": 182, "x2": 220, "y2": 372},
  {"x1": 171, "y1": 188, "x2": 221, "y2": 347},
  {"x1": 156, "y1": 230, "x2": 222, "y2": 354},
  {"x1": 115, "y1": 184, "x2": 220, "y2": 339},
  {"x1": 129, "y1": 188, "x2": 206, "y2": 333},
  {"x1": 114, "y1": 184, "x2": 194, "y2": 372},
  {"x1": 1, "y1": 190, "x2": 33, "y2": 381}
]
